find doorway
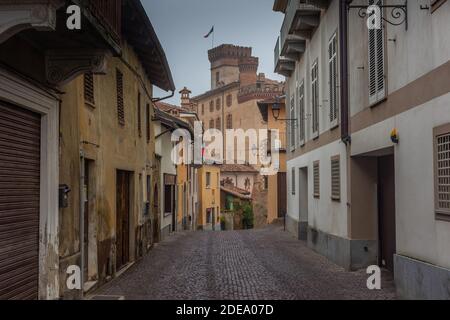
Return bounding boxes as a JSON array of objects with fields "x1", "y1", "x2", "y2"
[
  {"x1": 299, "y1": 167, "x2": 309, "y2": 240},
  {"x1": 377, "y1": 155, "x2": 396, "y2": 272},
  {"x1": 277, "y1": 172, "x2": 287, "y2": 218},
  {"x1": 153, "y1": 184, "x2": 160, "y2": 243},
  {"x1": 116, "y1": 170, "x2": 131, "y2": 270}
]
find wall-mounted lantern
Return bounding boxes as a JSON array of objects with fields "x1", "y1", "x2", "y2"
[{"x1": 391, "y1": 128, "x2": 399, "y2": 144}]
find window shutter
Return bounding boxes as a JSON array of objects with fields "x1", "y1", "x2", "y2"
[
  {"x1": 209, "y1": 119, "x2": 214, "y2": 129},
  {"x1": 137, "y1": 92, "x2": 142, "y2": 137},
  {"x1": 368, "y1": 0, "x2": 386, "y2": 105},
  {"x1": 299, "y1": 81, "x2": 305, "y2": 145},
  {"x1": 146, "y1": 103, "x2": 150, "y2": 143},
  {"x1": 311, "y1": 61, "x2": 319, "y2": 136},
  {"x1": 292, "y1": 167, "x2": 296, "y2": 195},
  {"x1": 84, "y1": 73, "x2": 95, "y2": 105},
  {"x1": 331, "y1": 156, "x2": 341, "y2": 201},
  {"x1": 290, "y1": 96, "x2": 296, "y2": 150},
  {"x1": 434, "y1": 124, "x2": 450, "y2": 221},
  {"x1": 313, "y1": 161, "x2": 320, "y2": 198},
  {"x1": 329, "y1": 33, "x2": 339, "y2": 126},
  {"x1": 116, "y1": 69, "x2": 124, "y2": 125}
]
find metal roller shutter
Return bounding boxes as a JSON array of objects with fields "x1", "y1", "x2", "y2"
[{"x1": 0, "y1": 102, "x2": 40, "y2": 300}]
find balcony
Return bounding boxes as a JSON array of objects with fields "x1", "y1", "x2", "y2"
[{"x1": 274, "y1": 36, "x2": 295, "y2": 77}]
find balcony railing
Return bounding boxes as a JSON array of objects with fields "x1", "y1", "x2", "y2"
[{"x1": 87, "y1": 0, "x2": 122, "y2": 43}]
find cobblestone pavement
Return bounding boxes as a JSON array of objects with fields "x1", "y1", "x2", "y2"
[{"x1": 94, "y1": 226, "x2": 396, "y2": 300}]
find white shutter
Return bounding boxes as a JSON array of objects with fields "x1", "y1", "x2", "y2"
[
  {"x1": 368, "y1": 0, "x2": 386, "y2": 105},
  {"x1": 329, "y1": 32, "x2": 339, "y2": 126},
  {"x1": 311, "y1": 60, "x2": 319, "y2": 136},
  {"x1": 299, "y1": 81, "x2": 305, "y2": 146},
  {"x1": 290, "y1": 96, "x2": 295, "y2": 151}
]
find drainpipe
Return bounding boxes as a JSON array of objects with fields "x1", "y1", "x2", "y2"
[
  {"x1": 79, "y1": 151, "x2": 85, "y2": 297},
  {"x1": 340, "y1": 0, "x2": 351, "y2": 144},
  {"x1": 151, "y1": 90, "x2": 175, "y2": 103}
]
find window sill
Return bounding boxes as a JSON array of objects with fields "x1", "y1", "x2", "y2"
[
  {"x1": 331, "y1": 196, "x2": 341, "y2": 202},
  {"x1": 369, "y1": 96, "x2": 387, "y2": 109},
  {"x1": 436, "y1": 211, "x2": 450, "y2": 222},
  {"x1": 330, "y1": 122, "x2": 339, "y2": 131},
  {"x1": 85, "y1": 101, "x2": 96, "y2": 109}
]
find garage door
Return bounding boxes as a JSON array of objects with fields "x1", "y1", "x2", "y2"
[{"x1": 0, "y1": 102, "x2": 41, "y2": 300}]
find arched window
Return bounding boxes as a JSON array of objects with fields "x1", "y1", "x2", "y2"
[
  {"x1": 226, "y1": 94, "x2": 232, "y2": 107},
  {"x1": 216, "y1": 117, "x2": 221, "y2": 131},
  {"x1": 216, "y1": 98, "x2": 221, "y2": 110},
  {"x1": 226, "y1": 114, "x2": 233, "y2": 129}
]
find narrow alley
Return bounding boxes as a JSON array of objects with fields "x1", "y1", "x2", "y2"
[{"x1": 94, "y1": 226, "x2": 396, "y2": 300}]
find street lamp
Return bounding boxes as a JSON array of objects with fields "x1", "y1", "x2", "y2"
[{"x1": 271, "y1": 96, "x2": 297, "y2": 123}]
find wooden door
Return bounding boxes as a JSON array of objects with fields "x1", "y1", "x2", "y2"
[
  {"x1": 83, "y1": 160, "x2": 90, "y2": 282},
  {"x1": 116, "y1": 171, "x2": 130, "y2": 270},
  {"x1": 277, "y1": 173, "x2": 287, "y2": 218},
  {"x1": 377, "y1": 155, "x2": 396, "y2": 272}
]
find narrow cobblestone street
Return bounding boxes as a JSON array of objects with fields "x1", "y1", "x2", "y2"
[{"x1": 94, "y1": 227, "x2": 396, "y2": 300}]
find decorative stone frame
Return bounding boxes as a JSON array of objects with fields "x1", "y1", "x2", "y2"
[{"x1": 0, "y1": 68, "x2": 60, "y2": 300}]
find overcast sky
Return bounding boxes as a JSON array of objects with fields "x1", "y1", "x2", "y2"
[{"x1": 143, "y1": 0, "x2": 284, "y2": 105}]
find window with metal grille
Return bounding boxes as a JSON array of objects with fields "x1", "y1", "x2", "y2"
[
  {"x1": 216, "y1": 98, "x2": 221, "y2": 110},
  {"x1": 227, "y1": 94, "x2": 232, "y2": 107},
  {"x1": 291, "y1": 167, "x2": 296, "y2": 195},
  {"x1": 368, "y1": 0, "x2": 386, "y2": 105},
  {"x1": 137, "y1": 92, "x2": 142, "y2": 137},
  {"x1": 311, "y1": 60, "x2": 319, "y2": 136},
  {"x1": 84, "y1": 73, "x2": 95, "y2": 105},
  {"x1": 116, "y1": 69, "x2": 124, "y2": 125},
  {"x1": 216, "y1": 117, "x2": 221, "y2": 130},
  {"x1": 290, "y1": 96, "x2": 295, "y2": 150},
  {"x1": 209, "y1": 101, "x2": 214, "y2": 112},
  {"x1": 434, "y1": 124, "x2": 450, "y2": 221},
  {"x1": 298, "y1": 80, "x2": 305, "y2": 146},
  {"x1": 313, "y1": 161, "x2": 320, "y2": 198},
  {"x1": 146, "y1": 103, "x2": 151, "y2": 142},
  {"x1": 329, "y1": 32, "x2": 339, "y2": 126},
  {"x1": 331, "y1": 156, "x2": 340, "y2": 201},
  {"x1": 226, "y1": 114, "x2": 233, "y2": 129}
]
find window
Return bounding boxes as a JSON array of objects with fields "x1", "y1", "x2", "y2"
[
  {"x1": 145, "y1": 175, "x2": 151, "y2": 216},
  {"x1": 264, "y1": 176, "x2": 269, "y2": 190},
  {"x1": 146, "y1": 103, "x2": 151, "y2": 142},
  {"x1": 226, "y1": 114, "x2": 233, "y2": 129},
  {"x1": 291, "y1": 167, "x2": 296, "y2": 195},
  {"x1": 216, "y1": 117, "x2": 221, "y2": 130},
  {"x1": 206, "y1": 209, "x2": 212, "y2": 224},
  {"x1": 164, "y1": 185, "x2": 173, "y2": 214},
  {"x1": 84, "y1": 73, "x2": 95, "y2": 105},
  {"x1": 209, "y1": 101, "x2": 214, "y2": 112},
  {"x1": 368, "y1": 0, "x2": 386, "y2": 105},
  {"x1": 216, "y1": 72, "x2": 220, "y2": 86},
  {"x1": 313, "y1": 161, "x2": 320, "y2": 198},
  {"x1": 226, "y1": 94, "x2": 232, "y2": 107},
  {"x1": 206, "y1": 172, "x2": 211, "y2": 188},
  {"x1": 137, "y1": 92, "x2": 142, "y2": 137},
  {"x1": 116, "y1": 69, "x2": 124, "y2": 125},
  {"x1": 209, "y1": 119, "x2": 214, "y2": 129},
  {"x1": 217, "y1": 172, "x2": 220, "y2": 188},
  {"x1": 434, "y1": 124, "x2": 450, "y2": 221},
  {"x1": 289, "y1": 96, "x2": 295, "y2": 150},
  {"x1": 298, "y1": 80, "x2": 305, "y2": 146},
  {"x1": 431, "y1": 0, "x2": 447, "y2": 12},
  {"x1": 311, "y1": 60, "x2": 319, "y2": 137},
  {"x1": 201, "y1": 104, "x2": 205, "y2": 115},
  {"x1": 216, "y1": 98, "x2": 221, "y2": 110},
  {"x1": 329, "y1": 32, "x2": 339, "y2": 126},
  {"x1": 331, "y1": 156, "x2": 340, "y2": 201}
]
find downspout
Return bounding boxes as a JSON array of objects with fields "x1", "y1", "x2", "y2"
[
  {"x1": 151, "y1": 90, "x2": 175, "y2": 103},
  {"x1": 340, "y1": 0, "x2": 351, "y2": 144}
]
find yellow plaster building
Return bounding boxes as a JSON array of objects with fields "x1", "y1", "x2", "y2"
[{"x1": 198, "y1": 166, "x2": 221, "y2": 230}]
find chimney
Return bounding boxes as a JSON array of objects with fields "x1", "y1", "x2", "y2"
[
  {"x1": 238, "y1": 56, "x2": 258, "y2": 88},
  {"x1": 179, "y1": 87, "x2": 192, "y2": 110}
]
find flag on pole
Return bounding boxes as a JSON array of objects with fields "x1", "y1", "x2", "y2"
[{"x1": 204, "y1": 26, "x2": 214, "y2": 38}]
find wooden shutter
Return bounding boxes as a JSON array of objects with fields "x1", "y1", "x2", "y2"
[
  {"x1": 290, "y1": 96, "x2": 295, "y2": 150},
  {"x1": 116, "y1": 69, "x2": 125, "y2": 125},
  {"x1": 0, "y1": 102, "x2": 41, "y2": 300},
  {"x1": 313, "y1": 161, "x2": 320, "y2": 198},
  {"x1": 299, "y1": 81, "x2": 305, "y2": 146},
  {"x1": 84, "y1": 73, "x2": 95, "y2": 105},
  {"x1": 311, "y1": 61, "x2": 319, "y2": 136},
  {"x1": 329, "y1": 32, "x2": 339, "y2": 126},
  {"x1": 137, "y1": 92, "x2": 142, "y2": 137},
  {"x1": 368, "y1": 0, "x2": 386, "y2": 105},
  {"x1": 434, "y1": 124, "x2": 450, "y2": 221},
  {"x1": 331, "y1": 156, "x2": 341, "y2": 201},
  {"x1": 146, "y1": 103, "x2": 150, "y2": 143}
]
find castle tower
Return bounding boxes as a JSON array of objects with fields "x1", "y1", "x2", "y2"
[
  {"x1": 179, "y1": 87, "x2": 192, "y2": 110},
  {"x1": 208, "y1": 44, "x2": 252, "y2": 90},
  {"x1": 238, "y1": 56, "x2": 259, "y2": 88}
]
